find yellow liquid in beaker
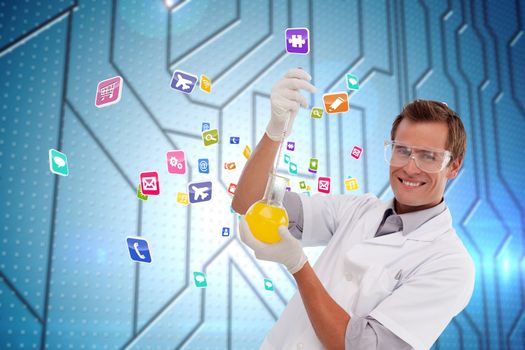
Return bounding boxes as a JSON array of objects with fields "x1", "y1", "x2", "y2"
[{"x1": 245, "y1": 201, "x2": 289, "y2": 244}]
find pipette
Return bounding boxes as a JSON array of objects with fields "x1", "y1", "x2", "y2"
[{"x1": 272, "y1": 111, "x2": 291, "y2": 176}]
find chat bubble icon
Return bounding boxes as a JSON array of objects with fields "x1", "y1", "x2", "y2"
[
  {"x1": 193, "y1": 272, "x2": 207, "y2": 287},
  {"x1": 49, "y1": 149, "x2": 69, "y2": 176},
  {"x1": 53, "y1": 156, "x2": 66, "y2": 167},
  {"x1": 264, "y1": 278, "x2": 274, "y2": 291}
]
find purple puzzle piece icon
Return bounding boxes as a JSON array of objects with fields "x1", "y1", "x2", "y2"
[{"x1": 285, "y1": 28, "x2": 310, "y2": 54}]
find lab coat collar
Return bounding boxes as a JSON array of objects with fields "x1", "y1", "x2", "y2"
[{"x1": 363, "y1": 199, "x2": 452, "y2": 246}]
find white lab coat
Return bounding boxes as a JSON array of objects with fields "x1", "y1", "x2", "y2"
[{"x1": 260, "y1": 193, "x2": 475, "y2": 350}]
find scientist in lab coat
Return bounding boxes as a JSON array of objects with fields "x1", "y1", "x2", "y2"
[{"x1": 231, "y1": 68, "x2": 475, "y2": 350}]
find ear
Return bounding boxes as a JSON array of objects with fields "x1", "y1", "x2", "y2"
[{"x1": 447, "y1": 157, "x2": 463, "y2": 179}]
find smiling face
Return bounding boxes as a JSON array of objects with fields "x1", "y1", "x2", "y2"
[{"x1": 389, "y1": 118, "x2": 462, "y2": 214}]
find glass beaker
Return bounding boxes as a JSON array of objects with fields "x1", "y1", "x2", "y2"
[{"x1": 245, "y1": 173, "x2": 289, "y2": 244}]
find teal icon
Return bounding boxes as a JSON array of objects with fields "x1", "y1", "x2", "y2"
[
  {"x1": 193, "y1": 271, "x2": 207, "y2": 288},
  {"x1": 264, "y1": 278, "x2": 274, "y2": 291},
  {"x1": 289, "y1": 162, "x2": 298, "y2": 175},
  {"x1": 346, "y1": 73, "x2": 359, "y2": 90},
  {"x1": 284, "y1": 154, "x2": 291, "y2": 164},
  {"x1": 49, "y1": 149, "x2": 69, "y2": 176}
]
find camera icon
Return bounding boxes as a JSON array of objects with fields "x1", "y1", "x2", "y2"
[{"x1": 198, "y1": 158, "x2": 209, "y2": 174}]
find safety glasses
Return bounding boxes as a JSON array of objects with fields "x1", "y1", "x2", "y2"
[{"x1": 384, "y1": 140, "x2": 452, "y2": 173}]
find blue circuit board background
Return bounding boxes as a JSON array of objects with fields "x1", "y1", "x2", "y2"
[{"x1": 0, "y1": 0, "x2": 524, "y2": 349}]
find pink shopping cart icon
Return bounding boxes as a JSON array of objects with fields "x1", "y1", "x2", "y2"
[{"x1": 95, "y1": 76, "x2": 123, "y2": 108}]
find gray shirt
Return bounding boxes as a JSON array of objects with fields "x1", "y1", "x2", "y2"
[{"x1": 283, "y1": 192, "x2": 447, "y2": 349}]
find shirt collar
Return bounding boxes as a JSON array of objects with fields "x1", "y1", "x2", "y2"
[{"x1": 384, "y1": 198, "x2": 447, "y2": 236}]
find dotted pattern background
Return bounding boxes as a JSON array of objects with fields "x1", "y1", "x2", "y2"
[{"x1": 0, "y1": 0, "x2": 524, "y2": 349}]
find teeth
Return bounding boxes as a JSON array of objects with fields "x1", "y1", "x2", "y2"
[{"x1": 402, "y1": 180, "x2": 422, "y2": 187}]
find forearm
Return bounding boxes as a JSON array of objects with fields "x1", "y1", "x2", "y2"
[
  {"x1": 293, "y1": 262, "x2": 350, "y2": 350},
  {"x1": 231, "y1": 133, "x2": 281, "y2": 214}
]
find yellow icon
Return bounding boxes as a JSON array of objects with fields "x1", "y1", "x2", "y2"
[
  {"x1": 344, "y1": 178, "x2": 359, "y2": 191},
  {"x1": 200, "y1": 74, "x2": 211, "y2": 93},
  {"x1": 306, "y1": 185, "x2": 311, "y2": 191},
  {"x1": 243, "y1": 145, "x2": 251, "y2": 159},
  {"x1": 177, "y1": 192, "x2": 189, "y2": 205}
]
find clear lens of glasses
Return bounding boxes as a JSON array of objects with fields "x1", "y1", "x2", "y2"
[{"x1": 384, "y1": 141, "x2": 451, "y2": 173}]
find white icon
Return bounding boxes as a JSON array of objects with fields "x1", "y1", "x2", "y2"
[
  {"x1": 348, "y1": 77, "x2": 358, "y2": 86},
  {"x1": 265, "y1": 281, "x2": 273, "y2": 288},
  {"x1": 288, "y1": 35, "x2": 306, "y2": 48},
  {"x1": 328, "y1": 97, "x2": 345, "y2": 112},
  {"x1": 191, "y1": 185, "x2": 210, "y2": 201},
  {"x1": 195, "y1": 275, "x2": 205, "y2": 283},
  {"x1": 199, "y1": 160, "x2": 208, "y2": 172},
  {"x1": 319, "y1": 180, "x2": 330, "y2": 191},
  {"x1": 175, "y1": 74, "x2": 193, "y2": 90},
  {"x1": 133, "y1": 242, "x2": 146, "y2": 259},
  {"x1": 205, "y1": 133, "x2": 217, "y2": 141},
  {"x1": 142, "y1": 177, "x2": 158, "y2": 191},
  {"x1": 53, "y1": 156, "x2": 66, "y2": 168},
  {"x1": 169, "y1": 157, "x2": 183, "y2": 169}
]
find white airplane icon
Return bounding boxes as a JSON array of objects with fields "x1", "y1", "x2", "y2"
[
  {"x1": 175, "y1": 74, "x2": 193, "y2": 90},
  {"x1": 191, "y1": 185, "x2": 209, "y2": 200}
]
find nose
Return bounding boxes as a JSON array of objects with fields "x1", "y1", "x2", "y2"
[{"x1": 403, "y1": 156, "x2": 421, "y2": 175}]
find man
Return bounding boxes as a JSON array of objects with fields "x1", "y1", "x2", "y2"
[{"x1": 231, "y1": 68, "x2": 475, "y2": 350}]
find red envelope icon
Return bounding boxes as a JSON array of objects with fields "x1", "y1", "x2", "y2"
[
  {"x1": 318, "y1": 177, "x2": 331, "y2": 194},
  {"x1": 140, "y1": 171, "x2": 160, "y2": 195}
]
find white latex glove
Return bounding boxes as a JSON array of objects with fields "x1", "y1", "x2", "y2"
[
  {"x1": 266, "y1": 68, "x2": 317, "y2": 141},
  {"x1": 239, "y1": 216, "x2": 308, "y2": 274}
]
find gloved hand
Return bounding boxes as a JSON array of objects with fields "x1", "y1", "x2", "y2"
[
  {"x1": 239, "y1": 216, "x2": 308, "y2": 274},
  {"x1": 266, "y1": 68, "x2": 317, "y2": 141}
]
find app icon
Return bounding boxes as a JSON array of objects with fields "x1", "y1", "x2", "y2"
[
  {"x1": 224, "y1": 162, "x2": 236, "y2": 170},
  {"x1": 202, "y1": 122, "x2": 211, "y2": 132},
  {"x1": 289, "y1": 162, "x2": 298, "y2": 175},
  {"x1": 166, "y1": 150, "x2": 186, "y2": 174},
  {"x1": 193, "y1": 271, "x2": 207, "y2": 288},
  {"x1": 137, "y1": 184, "x2": 148, "y2": 201},
  {"x1": 346, "y1": 73, "x2": 360, "y2": 90},
  {"x1": 308, "y1": 158, "x2": 318, "y2": 173},
  {"x1": 285, "y1": 27, "x2": 310, "y2": 54},
  {"x1": 222, "y1": 227, "x2": 230, "y2": 237},
  {"x1": 310, "y1": 107, "x2": 324, "y2": 119},
  {"x1": 345, "y1": 177, "x2": 359, "y2": 191},
  {"x1": 303, "y1": 191, "x2": 311, "y2": 196},
  {"x1": 198, "y1": 158, "x2": 209, "y2": 174},
  {"x1": 140, "y1": 171, "x2": 160, "y2": 195},
  {"x1": 284, "y1": 154, "x2": 291, "y2": 164},
  {"x1": 230, "y1": 136, "x2": 240, "y2": 144},
  {"x1": 227, "y1": 183, "x2": 237, "y2": 195},
  {"x1": 177, "y1": 192, "x2": 189, "y2": 205},
  {"x1": 188, "y1": 181, "x2": 212, "y2": 203},
  {"x1": 95, "y1": 76, "x2": 123, "y2": 108},
  {"x1": 323, "y1": 92, "x2": 349, "y2": 114},
  {"x1": 126, "y1": 237, "x2": 152, "y2": 263},
  {"x1": 264, "y1": 278, "x2": 274, "y2": 291},
  {"x1": 48, "y1": 149, "x2": 69, "y2": 176},
  {"x1": 286, "y1": 186, "x2": 291, "y2": 192},
  {"x1": 243, "y1": 145, "x2": 251, "y2": 159},
  {"x1": 318, "y1": 177, "x2": 331, "y2": 193},
  {"x1": 202, "y1": 129, "x2": 219, "y2": 146},
  {"x1": 170, "y1": 70, "x2": 198, "y2": 94},
  {"x1": 306, "y1": 185, "x2": 311, "y2": 191},
  {"x1": 287, "y1": 141, "x2": 295, "y2": 151},
  {"x1": 351, "y1": 146, "x2": 363, "y2": 159},
  {"x1": 299, "y1": 181, "x2": 306, "y2": 189},
  {"x1": 200, "y1": 74, "x2": 211, "y2": 93}
]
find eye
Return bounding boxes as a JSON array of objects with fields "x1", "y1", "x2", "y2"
[
  {"x1": 395, "y1": 146, "x2": 411, "y2": 156},
  {"x1": 422, "y1": 152, "x2": 436, "y2": 161}
]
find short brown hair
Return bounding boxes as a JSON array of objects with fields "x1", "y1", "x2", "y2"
[{"x1": 390, "y1": 100, "x2": 467, "y2": 164}]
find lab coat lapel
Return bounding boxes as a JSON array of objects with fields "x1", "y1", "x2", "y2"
[{"x1": 405, "y1": 206, "x2": 452, "y2": 242}]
